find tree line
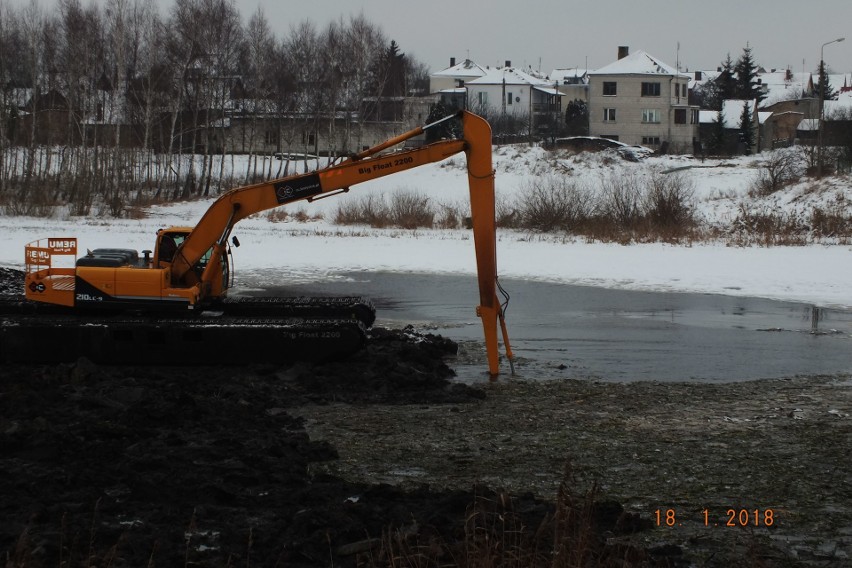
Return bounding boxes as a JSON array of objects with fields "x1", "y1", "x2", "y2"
[{"x1": 0, "y1": 0, "x2": 430, "y2": 215}]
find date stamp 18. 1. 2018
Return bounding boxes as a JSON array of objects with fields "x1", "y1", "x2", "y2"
[{"x1": 655, "y1": 508, "x2": 776, "y2": 528}]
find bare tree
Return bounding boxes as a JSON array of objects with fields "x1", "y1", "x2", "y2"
[
  {"x1": 17, "y1": 0, "x2": 51, "y2": 206},
  {"x1": 0, "y1": 4, "x2": 433, "y2": 213},
  {"x1": 0, "y1": 0, "x2": 19, "y2": 196},
  {"x1": 283, "y1": 19, "x2": 321, "y2": 171},
  {"x1": 340, "y1": 14, "x2": 386, "y2": 150},
  {"x1": 165, "y1": 0, "x2": 208, "y2": 198},
  {"x1": 123, "y1": 0, "x2": 166, "y2": 197},
  {"x1": 56, "y1": 0, "x2": 106, "y2": 212},
  {"x1": 240, "y1": 6, "x2": 276, "y2": 182}
]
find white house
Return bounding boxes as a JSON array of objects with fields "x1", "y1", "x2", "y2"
[
  {"x1": 464, "y1": 65, "x2": 564, "y2": 134},
  {"x1": 550, "y1": 68, "x2": 590, "y2": 102},
  {"x1": 429, "y1": 58, "x2": 488, "y2": 93},
  {"x1": 757, "y1": 69, "x2": 814, "y2": 106}
]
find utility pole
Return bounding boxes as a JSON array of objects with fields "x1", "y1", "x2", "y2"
[{"x1": 818, "y1": 37, "x2": 845, "y2": 178}]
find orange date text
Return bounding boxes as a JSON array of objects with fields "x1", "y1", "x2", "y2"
[{"x1": 654, "y1": 508, "x2": 775, "y2": 527}]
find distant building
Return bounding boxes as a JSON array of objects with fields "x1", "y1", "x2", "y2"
[
  {"x1": 757, "y1": 69, "x2": 814, "y2": 106},
  {"x1": 588, "y1": 47, "x2": 699, "y2": 152},
  {"x1": 550, "y1": 68, "x2": 590, "y2": 102},
  {"x1": 465, "y1": 64, "x2": 563, "y2": 135}
]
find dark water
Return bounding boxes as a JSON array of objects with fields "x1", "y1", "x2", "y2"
[{"x1": 247, "y1": 271, "x2": 852, "y2": 383}]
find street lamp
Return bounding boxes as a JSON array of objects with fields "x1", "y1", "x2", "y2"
[{"x1": 818, "y1": 37, "x2": 845, "y2": 178}]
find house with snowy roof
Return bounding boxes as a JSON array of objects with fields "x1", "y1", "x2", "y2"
[
  {"x1": 698, "y1": 99, "x2": 773, "y2": 153},
  {"x1": 464, "y1": 64, "x2": 564, "y2": 136},
  {"x1": 757, "y1": 69, "x2": 814, "y2": 106},
  {"x1": 825, "y1": 89, "x2": 852, "y2": 119},
  {"x1": 429, "y1": 58, "x2": 489, "y2": 111},
  {"x1": 588, "y1": 47, "x2": 699, "y2": 152},
  {"x1": 550, "y1": 68, "x2": 590, "y2": 103},
  {"x1": 430, "y1": 58, "x2": 489, "y2": 92}
]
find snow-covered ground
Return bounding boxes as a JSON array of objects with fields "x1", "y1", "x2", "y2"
[{"x1": 2, "y1": 145, "x2": 851, "y2": 309}]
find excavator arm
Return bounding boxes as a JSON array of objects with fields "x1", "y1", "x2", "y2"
[{"x1": 169, "y1": 110, "x2": 513, "y2": 376}]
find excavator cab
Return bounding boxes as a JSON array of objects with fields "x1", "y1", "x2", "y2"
[{"x1": 155, "y1": 227, "x2": 230, "y2": 296}]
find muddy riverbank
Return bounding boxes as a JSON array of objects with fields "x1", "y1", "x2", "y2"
[
  {"x1": 1, "y1": 265, "x2": 850, "y2": 566},
  {"x1": 295, "y1": 373, "x2": 852, "y2": 566}
]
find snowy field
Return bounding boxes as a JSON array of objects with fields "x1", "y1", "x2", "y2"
[{"x1": 1, "y1": 145, "x2": 851, "y2": 309}]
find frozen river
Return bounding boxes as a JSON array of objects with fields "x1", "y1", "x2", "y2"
[{"x1": 247, "y1": 271, "x2": 852, "y2": 383}]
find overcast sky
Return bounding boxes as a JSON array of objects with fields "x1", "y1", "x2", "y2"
[
  {"x1": 207, "y1": 0, "x2": 852, "y2": 75},
  {"x1": 8, "y1": 0, "x2": 852, "y2": 76}
]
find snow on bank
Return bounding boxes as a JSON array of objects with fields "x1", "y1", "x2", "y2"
[
  {"x1": 1, "y1": 146, "x2": 850, "y2": 309},
  {"x1": 2, "y1": 212, "x2": 850, "y2": 309}
]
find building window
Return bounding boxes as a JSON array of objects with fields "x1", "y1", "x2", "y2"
[
  {"x1": 641, "y1": 109, "x2": 661, "y2": 123},
  {"x1": 603, "y1": 108, "x2": 616, "y2": 122},
  {"x1": 674, "y1": 109, "x2": 687, "y2": 124},
  {"x1": 478, "y1": 92, "x2": 488, "y2": 105},
  {"x1": 603, "y1": 82, "x2": 617, "y2": 96},
  {"x1": 641, "y1": 82, "x2": 661, "y2": 97},
  {"x1": 682, "y1": 84, "x2": 688, "y2": 97},
  {"x1": 642, "y1": 136, "x2": 661, "y2": 145},
  {"x1": 691, "y1": 109, "x2": 700, "y2": 124},
  {"x1": 264, "y1": 130, "x2": 279, "y2": 145},
  {"x1": 507, "y1": 92, "x2": 513, "y2": 105}
]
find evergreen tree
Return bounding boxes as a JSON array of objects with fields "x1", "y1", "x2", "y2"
[
  {"x1": 424, "y1": 100, "x2": 460, "y2": 142},
  {"x1": 815, "y1": 60, "x2": 838, "y2": 101},
  {"x1": 367, "y1": 39, "x2": 407, "y2": 121},
  {"x1": 564, "y1": 99, "x2": 588, "y2": 136},
  {"x1": 709, "y1": 108, "x2": 726, "y2": 154},
  {"x1": 738, "y1": 101, "x2": 754, "y2": 154},
  {"x1": 715, "y1": 53, "x2": 737, "y2": 108},
  {"x1": 734, "y1": 46, "x2": 765, "y2": 104},
  {"x1": 379, "y1": 40, "x2": 406, "y2": 98}
]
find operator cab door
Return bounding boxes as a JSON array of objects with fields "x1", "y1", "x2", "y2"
[
  {"x1": 155, "y1": 230, "x2": 189, "y2": 268},
  {"x1": 155, "y1": 229, "x2": 230, "y2": 296}
]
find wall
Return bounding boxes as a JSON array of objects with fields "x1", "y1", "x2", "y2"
[{"x1": 589, "y1": 74, "x2": 698, "y2": 150}]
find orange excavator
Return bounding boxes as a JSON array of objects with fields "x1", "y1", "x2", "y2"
[{"x1": 9, "y1": 111, "x2": 514, "y2": 375}]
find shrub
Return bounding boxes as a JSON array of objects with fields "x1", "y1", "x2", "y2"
[
  {"x1": 810, "y1": 195, "x2": 852, "y2": 240},
  {"x1": 749, "y1": 148, "x2": 804, "y2": 196},
  {"x1": 645, "y1": 170, "x2": 696, "y2": 233},
  {"x1": 435, "y1": 202, "x2": 466, "y2": 229},
  {"x1": 495, "y1": 195, "x2": 520, "y2": 229},
  {"x1": 334, "y1": 191, "x2": 434, "y2": 229},
  {"x1": 390, "y1": 191, "x2": 433, "y2": 229},
  {"x1": 515, "y1": 176, "x2": 590, "y2": 232},
  {"x1": 334, "y1": 194, "x2": 392, "y2": 228},
  {"x1": 599, "y1": 171, "x2": 646, "y2": 230},
  {"x1": 731, "y1": 203, "x2": 808, "y2": 245}
]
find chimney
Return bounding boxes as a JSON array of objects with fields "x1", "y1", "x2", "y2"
[
  {"x1": 618, "y1": 46, "x2": 629, "y2": 60},
  {"x1": 505, "y1": 60, "x2": 511, "y2": 68},
  {"x1": 450, "y1": 57, "x2": 456, "y2": 67}
]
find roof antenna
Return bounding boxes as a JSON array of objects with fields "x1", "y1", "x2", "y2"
[{"x1": 676, "y1": 41, "x2": 680, "y2": 72}]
